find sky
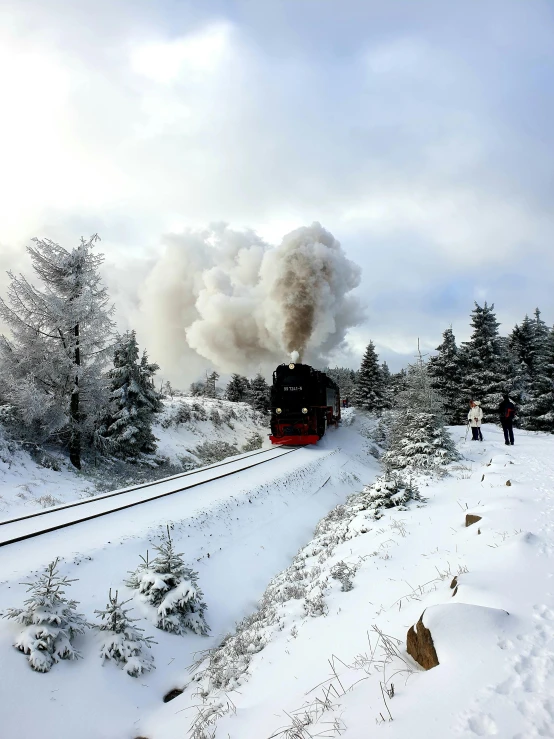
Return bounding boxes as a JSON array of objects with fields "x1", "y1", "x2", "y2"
[{"x1": 1, "y1": 0, "x2": 553, "y2": 383}]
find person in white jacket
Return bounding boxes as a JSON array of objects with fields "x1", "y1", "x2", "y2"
[{"x1": 468, "y1": 400, "x2": 484, "y2": 441}]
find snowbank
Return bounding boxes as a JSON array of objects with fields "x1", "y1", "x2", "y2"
[
  {"x1": 3, "y1": 416, "x2": 554, "y2": 739},
  {"x1": 0, "y1": 397, "x2": 268, "y2": 519},
  {"x1": 143, "y1": 423, "x2": 554, "y2": 739},
  {"x1": 0, "y1": 409, "x2": 376, "y2": 739}
]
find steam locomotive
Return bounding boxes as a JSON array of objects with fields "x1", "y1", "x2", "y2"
[{"x1": 269, "y1": 362, "x2": 341, "y2": 445}]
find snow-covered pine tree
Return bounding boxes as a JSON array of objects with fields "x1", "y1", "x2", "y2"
[
  {"x1": 323, "y1": 367, "x2": 358, "y2": 399},
  {"x1": 382, "y1": 348, "x2": 460, "y2": 472},
  {"x1": 460, "y1": 303, "x2": 510, "y2": 423},
  {"x1": 204, "y1": 371, "x2": 220, "y2": 399},
  {"x1": 380, "y1": 361, "x2": 394, "y2": 410},
  {"x1": 2, "y1": 558, "x2": 87, "y2": 672},
  {"x1": 428, "y1": 328, "x2": 466, "y2": 424},
  {"x1": 513, "y1": 310, "x2": 554, "y2": 431},
  {"x1": 389, "y1": 368, "x2": 408, "y2": 398},
  {"x1": 225, "y1": 374, "x2": 250, "y2": 403},
  {"x1": 0, "y1": 235, "x2": 115, "y2": 468},
  {"x1": 535, "y1": 325, "x2": 554, "y2": 432},
  {"x1": 189, "y1": 380, "x2": 205, "y2": 397},
  {"x1": 510, "y1": 314, "x2": 537, "y2": 376},
  {"x1": 249, "y1": 373, "x2": 270, "y2": 413},
  {"x1": 161, "y1": 380, "x2": 175, "y2": 399},
  {"x1": 354, "y1": 342, "x2": 385, "y2": 413},
  {"x1": 94, "y1": 589, "x2": 155, "y2": 677},
  {"x1": 96, "y1": 331, "x2": 162, "y2": 461},
  {"x1": 126, "y1": 527, "x2": 209, "y2": 636}
]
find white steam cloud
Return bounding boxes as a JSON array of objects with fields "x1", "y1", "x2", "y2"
[{"x1": 140, "y1": 222, "x2": 362, "y2": 380}]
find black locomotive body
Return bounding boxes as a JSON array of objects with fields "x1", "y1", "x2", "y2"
[{"x1": 269, "y1": 362, "x2": 341, "y2": 445}]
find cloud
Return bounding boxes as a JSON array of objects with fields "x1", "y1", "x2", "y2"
[{"x1": 0, "y1": 0, "x2": 553, "y2": 380}]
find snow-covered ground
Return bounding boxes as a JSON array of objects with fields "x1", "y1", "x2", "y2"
[
  {"x1": 0, "y1": 397, "x2": 267, "y2": 519},
  {"x1": 1, "y1": 415, "x2": 554, "y2": 739},
  {"x1": 0, "y1": 409, "x2": 376, "y2": 739},
  {"x1": 141, "y1": 422, "x2": 554, "y2": 739}
]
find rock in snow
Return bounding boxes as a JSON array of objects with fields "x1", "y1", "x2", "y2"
[{"x1": 407, "y1": 611, "x2": 440, "y2": 670}]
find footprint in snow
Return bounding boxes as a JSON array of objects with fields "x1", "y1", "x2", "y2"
[{"x1": 466, "y1": 713, "x2": 498, "y2": 735}]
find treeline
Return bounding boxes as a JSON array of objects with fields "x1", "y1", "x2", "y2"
[
  {"x1": 171, "y1": 371, "x2": 271, "y2": 414},
  {"x1": 350, "y1": 303, "x2": 554, "y2": 431},
  {"x1": 0, "y1": 236, "x2": 163, "y2": 469},
  {"x1": 223, "y1": 373, "x2": 270, "y2": 413}
]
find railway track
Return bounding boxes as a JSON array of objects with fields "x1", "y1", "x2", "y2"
[{"x1": 0, "y1": 446, "x2": 299, "y2": 548}]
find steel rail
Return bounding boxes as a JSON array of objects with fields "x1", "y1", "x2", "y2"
[
  {"x1": 0, "y1": 448, "x2": 299, "y2": 548},
  {"x1": 0, "y1": 445, "x2": 284, "y2": 528}
]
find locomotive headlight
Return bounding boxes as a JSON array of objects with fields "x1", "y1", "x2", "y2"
[
  {"x1": 276, "y1": 408, "x2": 282, "y2": 414},
  {"x1": 289, "y1": 363, "x2": 295, "y2": 369},
  {"x1": 302, "y1": 407, "x2": 308, "y2": 414}
]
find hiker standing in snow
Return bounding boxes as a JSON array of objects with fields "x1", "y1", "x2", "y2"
[
  {"x1": 468, "y1": 400, "x2": 483, "y2": 441},
  {"x1": 499, "y1": 393, "x2": 516, "y2": 446}
]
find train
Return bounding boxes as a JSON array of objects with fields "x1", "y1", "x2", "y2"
[{"x1": 269, "y1": 361, "x2": 341, "y2": 446}]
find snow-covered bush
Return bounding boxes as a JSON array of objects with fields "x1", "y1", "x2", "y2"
[
  {"x1": 160, "y1": 401, "x2": 192, "y2": 428},
  {"x1": 2, "y1": 558, "x2": 87, "y2": 672},
  {"x1": 330, "y1": 560, "x2": 358, "y2": 592},
  {"x1": 382, "y1": 410, "x2": 460, "y2": 472},
  {"x1": 209, "y1": 408, "x2": 222, "y2": 426},
  {"x1": 191, "y1": 403, "x2": 208, "y2": 422},
  {"x1": 378, "y1": 350, "x2": 460, "y2": 473},
  {"x1": 241, "y1": 432, "x2": 263, "y2": 453},
  {"x1": 0, "y1": 418, "x2": 18, "y2": 465},
  {"x1": 94, "y1": 589, "x2": 155, "y2": 677},
  {"x1": 195, "y1": 440, "x2": 240, "y2": 465},
  {"x1": 355, "y1": 472, "x2": 423, "y2": 513},
  {"x1": 221, "y1": 406, "x2": 237, "y2": 423},
  {"x1": 371, "y1": 410, "x2": 398, "y2": 449},
  {"x1": 187, "y1": 473, "x2": 423, "y2": 695},
  {"x1": 126, "y1": 527, "x2": 209, "y2": 636}
]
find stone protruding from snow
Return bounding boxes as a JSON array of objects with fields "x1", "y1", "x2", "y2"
[
  {"x1": 450, "y1": 576, "x2": 458, "y2": 597},
  {"x1": 408, "y1": 604, "x2": 511, "y2": 674},
  {"x1": 466, "y1": 513, "x2": 482, "y2": 527},
  {"x1": 406, "y1": 611, "x2": 439, "y2": 670}
]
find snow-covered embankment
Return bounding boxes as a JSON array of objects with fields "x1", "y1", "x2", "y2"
[
  {"x1": 0, "y1": 410, "x2": 377, "y2": 739},
  {"x1": 144, "y1": 423, "x2": 554, "y2": 739}
]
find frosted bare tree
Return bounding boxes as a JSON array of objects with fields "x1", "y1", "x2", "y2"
[{"x1": 0, "y1": 235, "x2": 115, "y2": 468}]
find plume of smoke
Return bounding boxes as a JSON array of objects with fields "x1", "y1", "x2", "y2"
[{"x1": 139, "y1": 222, "x2": 362, "y2": 381}]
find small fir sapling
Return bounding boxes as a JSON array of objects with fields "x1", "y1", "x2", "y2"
[
  {"x1": 2, "y1": 558, "x2": 87, "y2": 672},
  {"x1": 358, "y1": 472, "x2": 423, "y2": 513},
  {"x1": 126, "y1": 527, "x2": 209, "y2": 636},
  {"x1": 94, "y1": 589, "x2": 155, "y2": 677},
  {"x1": 382, "y1": 345, "x2": 460, "y2": 472}
]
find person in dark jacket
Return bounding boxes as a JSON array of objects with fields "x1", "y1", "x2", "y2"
[{"x1": 499, "y1": 394, "x2": 516, "y2": 446}]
